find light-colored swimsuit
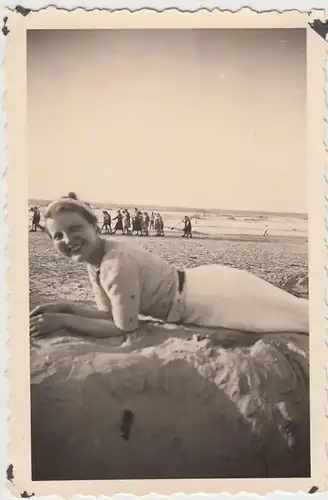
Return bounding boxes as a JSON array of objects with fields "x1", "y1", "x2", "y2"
[{"x1": 87, "y1": 239, "x2": 309, "y2": 334}]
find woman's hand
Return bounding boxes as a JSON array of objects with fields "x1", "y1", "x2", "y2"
[
  {"x1": 29, "y1": 312, "x2": 68, "y2": 338},
  {"x1": 30, "y1": 302, "x2": 72, "y2": 318}
]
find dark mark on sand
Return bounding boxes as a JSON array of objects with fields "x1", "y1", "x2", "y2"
[{"x1": 120, "y1": 409, "x2": 134, "y2": 441}]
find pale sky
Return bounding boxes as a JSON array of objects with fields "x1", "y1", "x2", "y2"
[{"x1": 27, "y1": 29, "x2": 306, "y2": 212}]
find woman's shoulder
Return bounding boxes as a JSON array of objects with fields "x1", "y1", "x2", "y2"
[
  {"x1": 97, "y1": 240, "x2": 145, "y2": 283},
  {"x1": 101, "y1": 240, "x2": 138, "y2": 268},
  {"x1": 86, "y1": 240, "x2": 126, "y2": 280},
  {"x1": 101, "y1": 239, "x2": 125, "y2": 259}
]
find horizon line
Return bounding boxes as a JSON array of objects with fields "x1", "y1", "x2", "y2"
[{"x1": 28, "y1": 198, "x2": 308, "y2": 217}]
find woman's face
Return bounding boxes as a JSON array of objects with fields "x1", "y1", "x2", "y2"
[{"x1": 46, "y1": 211, "x2": 99, "y2": 263}]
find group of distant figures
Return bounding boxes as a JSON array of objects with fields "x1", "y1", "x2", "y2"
[
  {"x1": 100, "y1": 209, "x2": 164, "y2": 237},
  {"x1": 29, "y1": 192, "x2": 193, "y2": 238},
  {"x1": 99, "y1": 208, "x2": 192, "y2": 238}
]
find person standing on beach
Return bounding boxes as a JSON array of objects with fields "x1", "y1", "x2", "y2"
[
  {"x1": 112, "y1": 210, "x2": 124, "y2": 235},
  {"x1": 30, "y1": 207, "x2": 45, "y2": 232},
  {"x1": 154, "y1": 213, "x2": 162, "y2": 236},
  {"x1": 154, "y1": 213, "x2": 165, "y2": 236},
  {"x1": 132, "y1": 209, "x2": 143, "y2": 236},
  {"x1": 182, "y1": 216, "x2": 192, "y2": 238},
  {"x1": 159, "y1": 213, "x2": 165, "y2": 237},
  {"x1": 123, "y1": 210, "x2": 131, "y2": 235},
  {"x1": 138, "y1": 211, "x2": 144, "y2": 236},
  {"x1": 142, "y1": 212, "x2": 150, "y2": 236},
  {"x1": 150, "y1": 212, "x2": 155, "y2": 232},
  {"x1": 263, "y1": 225, "x2": 269, "y2": 237},
  {"x1": 30, "y1": 198, "x2": 309, "y2": 340},
  {"x1": 100, "y1": 210, "x2": 112, "y2": 234}
]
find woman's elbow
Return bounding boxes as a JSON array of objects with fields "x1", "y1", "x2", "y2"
[{"x1": 116, "y1": 321, "x2": 139, "y2": 335}]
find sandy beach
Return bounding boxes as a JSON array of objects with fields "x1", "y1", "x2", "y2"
[
  {"x1": 29, "y1": 210, "x2": 309, "y2": 310},
  {"x1": 29, "y1": 216, "x2": 310, "y2": 481}
]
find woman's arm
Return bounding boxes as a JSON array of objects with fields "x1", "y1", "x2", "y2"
[
  {"x1": 61, "y1": 313, "x2": 134, "y2": 338},
  {"x1": 30, "y1": 301, "x2": 112, "y2": 320},
  {"x1": 69, "y1": 304, "x2": 112, "y2": 320}
]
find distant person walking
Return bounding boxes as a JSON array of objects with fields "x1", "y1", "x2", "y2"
[
  {"x1": 132, "y1": 209, "x2": 143, "y2": 236},
  {"x1": 143, "y1": 212, "x2": 150, "y2": 236},
  {"x1": 263, "y1": 225, "x2": 268, "y2": 237},
  {"x1": 100, "y1": 210, "x2": 112, "y2": 234},
  {"x1": 123, "y1": 210, "x2": 131, "y2": 235},
  {"x1": 138, "y1": 211, "x2": 144, "y2": 235},
  {"x1": 112, "y1": 210, "x2": 124, "y2": 234},
  {"x1": 155, "y1": 213, "x2": 164, "y2": 237},
  {"x1": 182, "y1": 216, "x2": 192, "y2": 238},
  {"x1": 150, "y1": 211, "x2": 155, "y2": 232},
  {"x1": 159, "y1": 214, "x2": 164, "y2": 236},
  {"x1": 30, "y1": 206, "x2": 45, "y2": 232}
]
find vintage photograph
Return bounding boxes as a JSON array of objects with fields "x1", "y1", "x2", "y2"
[
  {"x1": 4, "y1": 7, "x2": 327, "y2": 496},
  {"x1": 27, "y1": 26, "x2": 311, "y2": 482}
]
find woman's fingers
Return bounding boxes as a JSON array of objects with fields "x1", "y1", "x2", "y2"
[
  {"x1": 29, "y1": 314, "x2": 44, "y2": 337},
  {"x1": 30, "y1": 326, "x2": 48, "y2": 338},
  {"x1": 29, "y1": 324, "x2": 41, "y2": 337},
  {"x1": 30, "y1": 305, "x2": 45, "y2": 318},
  {"x1": 30, "y1": 314, "x2": 44, "y2": 324}
]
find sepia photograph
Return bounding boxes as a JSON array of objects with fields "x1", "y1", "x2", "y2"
[
  {"x1": 5, "y1": 8, "x2": 327, "y2": 497},
  {"x1": 27, "y1": 25, "x2": 311, "y2": 481}
]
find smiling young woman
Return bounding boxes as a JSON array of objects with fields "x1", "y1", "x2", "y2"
[{"x1": 29, "y1": 198, "x2": 309, "y2": 340}]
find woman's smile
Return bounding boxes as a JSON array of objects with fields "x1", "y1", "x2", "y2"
[{"x1": 67, "y1": 242, "x2": 84, "y2": 254}]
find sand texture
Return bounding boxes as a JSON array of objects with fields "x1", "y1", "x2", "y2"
[
  {"x1": 31, "y1": 324, "x2": 309, "y2": 480},
  {"x1": 29, "y1": 225, "x2": 309, "y2": 480}
]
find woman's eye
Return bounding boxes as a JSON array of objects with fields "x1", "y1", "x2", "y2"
[{"x1": 53, "y1": 232, "x2": 63, "y2": 241}]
